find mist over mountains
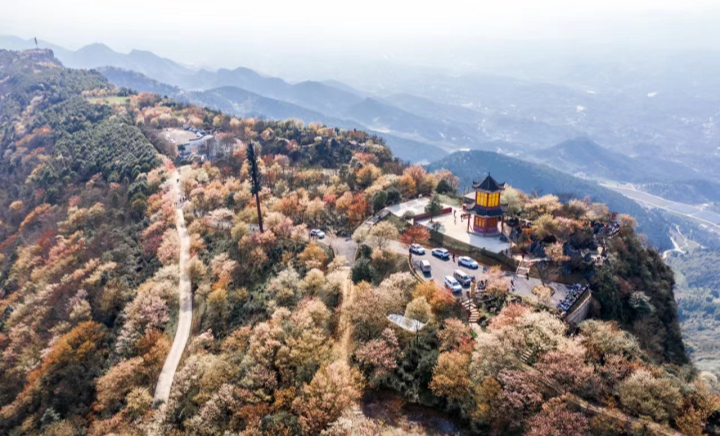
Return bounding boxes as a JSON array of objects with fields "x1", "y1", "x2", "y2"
[{"x1": 3, "y1": 34, "x2": 718, "y2": 194}]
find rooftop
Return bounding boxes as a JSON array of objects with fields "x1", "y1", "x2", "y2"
[{"x1": 472, "y1": 174, "x2": 505, "y2": 193}]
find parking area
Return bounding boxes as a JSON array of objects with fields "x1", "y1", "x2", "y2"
[
  {"x1": 323, "y1": 232, "x2": 356, "y2": 267},
  {"x1": 164, "y1": 128, "x2": 197, "y2": 146},
  {"x1": 408, "y1": 249, "x2": 480, "y2": 300},
  {"x1": 326, "y1": 219, "x2": 570, "y2": 309},
  {"x1": 389, "y1": 240, "x2": 569, "y2": 306}
]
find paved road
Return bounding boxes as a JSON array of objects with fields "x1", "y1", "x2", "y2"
[
  {"x1": 388, "y1": 241, "x2": 479, "y2": 298},
  {"x1": 603, "y1": 183, "x2": 720, "y2": 228},
  {"x1": 324, "y1": 233, "x2": 357, "y2": 266},
  {"x1": 334, "y1": 268, "x2": 354, "y2": 363},
  {"x1": 153, "y1": 169, "x2": 193, "y2": 405},
  {"x1": 325, "y1": 235, "x2": 570, "y2": 308}
]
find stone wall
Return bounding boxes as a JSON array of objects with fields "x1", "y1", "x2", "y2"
[{"x1": 565, "y1": 291, "x2": 592, "y2": 325}]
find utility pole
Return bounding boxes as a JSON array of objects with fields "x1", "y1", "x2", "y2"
[{"x1": 246, "y1": 142, "x2": 264, "y2": 232}]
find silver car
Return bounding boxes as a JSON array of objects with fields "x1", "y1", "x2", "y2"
[{"x1": 444, "y1": 276, "x2": 462, "y2": 293}]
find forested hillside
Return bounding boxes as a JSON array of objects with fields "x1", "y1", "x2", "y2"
[
  {"x1": 644, "y1": 179, "x2": 720, "y2": 204},
  {"x1": 97, "y1": 67, "x2": 450, "y2": 164},
  {"x1": 0, "y1": 49, "x2": 717, "y2": 436},
  {"x1": 671, "y1": 247, "x2": 720, "y2": 374},
  {"x1": 0, "y1": 50, "x2": 107, "y2": 122},
  {"x1": 0, "y1": 49, "x2": 167, "y2": 431},
  {"x1": 98, "y1": 66, "x2": 181, "y2": 96}
]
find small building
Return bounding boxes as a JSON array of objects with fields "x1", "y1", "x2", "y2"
[
  {"x1": 462, "y1": 192, "x2": 476, "y2": 207},
  {"x1": 179, "y1": 134, "x2": 218, "y2": 161},
  {"x1": 468, "y1": 174, "x2": 506, "y2": 235}
]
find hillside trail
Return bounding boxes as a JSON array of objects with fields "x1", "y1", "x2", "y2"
[
  {"x1": 663, "y1": 224, "x2": 689, "y2": 259},
  {"x1": 153, "y1": 169, "x2": 193, "y2": 405},
  {"x1": 334, "y1": 267, "x2": 355, "y2": 363}
]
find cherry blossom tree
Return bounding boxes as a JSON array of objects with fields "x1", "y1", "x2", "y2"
[
  {"x1": 405, "y1": 297, "x2": 432, "y2": 323},
  {"x1": 531, "y1": 285, "x2": 554, "y2": 305},
  {"x1": 354, "y1": 328, "x2": 400, "y2": 386},
  {"x1": 526, "y1": 395, "x2": 590, "y2": 436},
  {"x1": 495, "y1": 369, "x2": 544, "y2": 430},
  {"x1": 617, "y1": 369, "x2": 682, "y2": 423},
  {"x1": 367, "y1": 221, "x2": 399, "y2": 251},
  {"x1": 430, "y1": 351, "x2": 472, "y2": 405},
  {"x1": 438, "y1": 318, "x2": 473, "y2": 352},
  {"x1": 399, "y1": 225, "x2": 430, "y2": 247},
  {"x1": 298, "y1": 242, "x2": 328, "y2": 270},
  {"x1": 524, "y1": 195, "x2": 561, "y2": 220},
  {"x1": 293, "y1": 360, "x2": 364, "y2": 435}
]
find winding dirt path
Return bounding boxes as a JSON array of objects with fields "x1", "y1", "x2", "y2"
[
  {"x1": 334, "y1": 267, "x2": 355, "y2": 363},
  {"x1": 153, "y1": 169, "x2": 192, "y2": 405}
]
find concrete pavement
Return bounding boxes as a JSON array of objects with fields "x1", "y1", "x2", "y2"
[
  {"x1": 323, "y1": 232, "x2": 357, "y2": 266},
  {"x1": 153, "y1": 170, "x2": 193, "y2": 405},
  {"x1": 388, "y1": 241, "x2": 570, "y2": 307},
  {"x1": 389, "y1": 240, "x2": 482, "y2": 300},
  {"x1": 415, "y1": 212, "x2": 510, "y2": 254},
  {"x1": 327, "y1": 234, "x2": 570, "y2": 309}
]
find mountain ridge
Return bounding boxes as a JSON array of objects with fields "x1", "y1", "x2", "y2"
[
  {"x1": 530, "y1": 137, "x2": 704, "y2": 184},
  {"x1": 95, "y1": 65, "x2": 449, "y2": 163}
]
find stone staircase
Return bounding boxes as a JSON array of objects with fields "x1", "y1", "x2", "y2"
[
  {"x1": 461, "y1": 296, "x2": 480, "y2": 324},
  {"x1": 516, "y1": 259, "x2": 530, "y2": 276}
]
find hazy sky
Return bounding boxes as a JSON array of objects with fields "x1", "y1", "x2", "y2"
[{"x1": 3, "y1": 0, "x2": 720, "y2": 72}]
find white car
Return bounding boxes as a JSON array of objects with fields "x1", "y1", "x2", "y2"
[
  {"x1": 454, "y1": 269, "x2": 472, "y2": 287},
  {"x1": 432, "y1": 248, "x2": 450, "y2": 259},
  {"x1": 444, "y1": 276, "x2": 463, "y2": 293},
  {"x1": 409, "y1": 243, "x2": 425, "y2": 255},
  {"x1": 458, "y1": 256, "x2": 479, "y2": 269},
  {"x1": 310, "y1": 229, "x2": 325, "y2": 239}
]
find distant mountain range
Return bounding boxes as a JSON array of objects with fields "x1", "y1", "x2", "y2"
[
  {"x1": 3, "y1": 35, "x2": 451, "y2": 162},
  {"x1": 3, "y1": 35, "x2": 719, "y2": 192},
  {"x1": 0, "y1": 36, "x2": 609, "y2": 162},
  {"x1": 528, "y1": 137, "x2": 700, "y2": 183},
  {"x1": 426, "y1": 149, "x2": 672, "y2": 249},
  {"x1": 97, "y1": 67, "x2": 180, "y2": 96},
  {"x1": 96, "y1": 65, "x2": 449, "y2": 164}
]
